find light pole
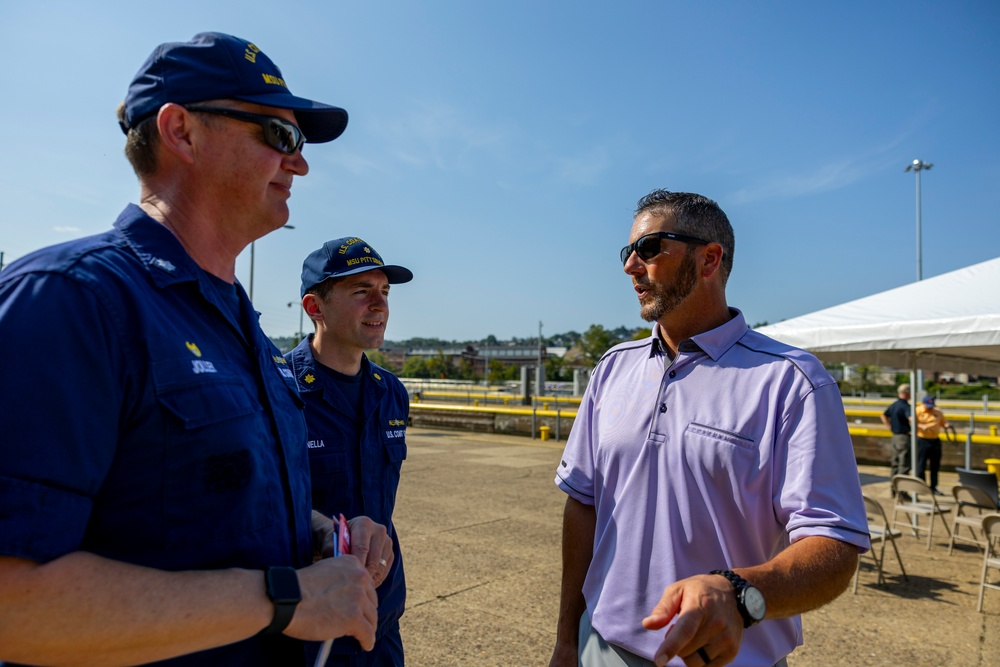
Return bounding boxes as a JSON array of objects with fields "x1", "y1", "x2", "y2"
[
  {"x1": 249, "y1": 225, "x2": 295, "y2": 301},
  {"x1": 288, "y1": 300, "x2": 304, "y2": 344},
  {"x1": 903, "y1": 158, "x2": 932, "y2": 477},
  {"x1": 904, "y1": 159, "x2": 932, "y2": 281}
]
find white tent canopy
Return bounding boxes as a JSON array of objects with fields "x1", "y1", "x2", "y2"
[{"x1": 757, "y1": 256, "x2": 1000, "y2": 376}]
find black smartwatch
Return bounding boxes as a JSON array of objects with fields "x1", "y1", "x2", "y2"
[
  {"x1": 260, "y1": 566, "x2": 302, "y2": 636},
  {"x1": 710, "y1": 569, "x2": 766, "y2": 628}
]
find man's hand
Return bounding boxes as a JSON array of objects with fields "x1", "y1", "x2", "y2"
[
  {"x1": 312, "y1": 512, "x2": 394, "y2": 587},
  {"x1": 285, "y1": 556, "x2": 379, "y2": 650},
  {"x1": 641, "y1": 574, "x2": 743, "y2": 667},
  {"x1": 346, "y1": 516, "x2": 395, "y2": 587}
]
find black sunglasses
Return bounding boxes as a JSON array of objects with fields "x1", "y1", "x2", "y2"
[
  {"x1": 620, "y1": 231, "x2": 711, "y2": 265},
  {"x1": 185, "y1": 106, "x2": 307, "y2": 155}
]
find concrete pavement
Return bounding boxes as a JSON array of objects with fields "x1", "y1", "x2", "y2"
[{"x1": 393, "y1": 427, "x2": 1000, "y2": 666}]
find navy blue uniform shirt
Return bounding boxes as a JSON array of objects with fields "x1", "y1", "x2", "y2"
[
  {"x1": 0, "y1": 205, "x2": 313, "y2": 666},
  {"x1": 285, "y1": 339, "x2": 408, "y2": 660},
  {"x1": 884, "y1": 398, "x2": 912, "y2": 435}
]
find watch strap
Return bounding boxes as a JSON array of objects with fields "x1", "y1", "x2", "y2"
[
  {"x1": 260, "y1": 566, "x2": 301, "y2": 636},
  {"x1": 710, "y1": 568, "x2": 759, "y2": 628}
]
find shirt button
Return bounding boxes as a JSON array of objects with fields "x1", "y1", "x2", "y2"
[
  {"x1": 659, "y1": 403, "x2": 667, "y2": 413},
  {"x1": 669, "y1": 371, "x2": 676, "y2": 378}
]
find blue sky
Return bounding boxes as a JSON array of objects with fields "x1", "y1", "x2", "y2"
[{"x1": 2, "y1": 1, "x2": 998, "y2": 342}]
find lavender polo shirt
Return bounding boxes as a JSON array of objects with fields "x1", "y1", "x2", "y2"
[{"x1": 555, "y1": 309, "x2": 869, "y2": 666}]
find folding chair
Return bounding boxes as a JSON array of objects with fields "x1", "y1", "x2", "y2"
[
  {"x1": 949, "y1": 485, "x2": 999, "y2": 554},
  {"x1": 956, "y1": 467, "x2": 1000, "y2": 508},
  {"x1": 977, "y1": 514, "x2": 1000, "y2": 612},
  {"x1": 854, "y1": 495, "x2": 907, "y2": 593},
  {"x1": 891, "y1": 475, "x2": 952, "y2": 550}
]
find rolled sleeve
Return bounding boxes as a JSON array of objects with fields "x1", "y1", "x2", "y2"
[
  {"x1": 0, "y1": 272, "x2": 124, "y2": 562},
  {"x1": 555, "y1": 383, "x2": 597, "y2": 504}
]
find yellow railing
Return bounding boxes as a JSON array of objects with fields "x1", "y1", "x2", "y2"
[
  {"x1": 412, "y1": 390, "x2": 582, "y2": 407},
  {"x1": 410, "y1": 401, "x2": 1000, "y2": 445},
  {"x1": 844, "y1": 408, "x2": 1000, "y2": 424}
]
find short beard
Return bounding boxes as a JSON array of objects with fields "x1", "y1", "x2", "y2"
[{"x1": 638, "y1": 248, "x2": 698, "y2": 322}]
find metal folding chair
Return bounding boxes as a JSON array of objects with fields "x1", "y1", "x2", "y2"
[
  {"x1": 956, "y1": 467, "x2": 1000, "y2": 508},
  {"x1": 949, "y1": 485, "x2": 999, "y2": 554},
  {"x1": 854, "y1": 495, "x2": 907, "y2": 593},
  {"x1": 977, "y1": 514, "x2": 1000, "y2": 612},
  {"x1": 891, "y1": 475, "x2": 952, "y2": 550}
]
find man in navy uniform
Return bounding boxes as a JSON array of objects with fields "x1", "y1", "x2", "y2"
[
  {"x1": 287, "y1": 238, "x2": 413, "y2": 666},
  {"x1": 0, "y1": 33, "x2": 391, "y2": 665},
  {"x1": 881, "y1": 383, "x2": 913, "y2": 479}
]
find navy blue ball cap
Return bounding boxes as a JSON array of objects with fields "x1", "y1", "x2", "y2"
[
  {"x1": 301, "y1": 237, "x2": 413, "y2": 297},
  {"x1": 121, "y1": 32, "x2": 348, "y2": 143}
]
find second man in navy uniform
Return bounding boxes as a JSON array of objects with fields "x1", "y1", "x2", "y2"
[{"x1": 288, "y1": 237, "x2": 413, "y2": 666}]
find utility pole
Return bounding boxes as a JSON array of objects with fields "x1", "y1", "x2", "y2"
[{"x1": 537, "y1": 321, "x2": 545, "y2": 399}]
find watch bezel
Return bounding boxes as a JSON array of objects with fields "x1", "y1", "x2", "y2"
[
  {"x1": 740, "y1": 584, "x2": 767, "y2": 624},
  {"x1": 265, "y1": 566, "x2": 302, "y2": 604},
  {"x1": 260, "y1": 566, "x2": 302, "y2": 636},
  {"x1": 710, "y1": 568, "x2": 766, "y2": 628}
]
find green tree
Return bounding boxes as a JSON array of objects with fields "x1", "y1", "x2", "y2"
[
  {"x1": 631, "y1": 327, "x2": 652, "y2": 341},
  {"x1": 544, "y1": 355, "x2": 570, "y2": 382},
  {"x1": 579, "y1": 324, "x2": 619, "y2": 367},
  {"x1": 366, "y1": 349, "x2": 396, "y2": 373},
  {"x1": 455, "y1": 356, "x2": 478, "y2": 381},
  {"x1": 426, "y1": 350, "x2": 453, "y2": 379},
  {"x1": 487, "y1": 359, "x2": 520, "y2": 384},
  {"x1": 850, "y1": 365, "x2": 882, "y2": 395},
  {"x1": 401, "y1": 357, "x2": 432, "y2": 378}
]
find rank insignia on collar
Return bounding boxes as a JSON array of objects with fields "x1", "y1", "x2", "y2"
[{"x1": 304, "y1": 373, "x2": 316, "y2": 384}]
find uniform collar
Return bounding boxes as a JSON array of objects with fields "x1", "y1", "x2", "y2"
[
  {"x1": 288, "y1": 335, "x2": 388, "y2": 392},
  {"x1": 652, "y1": 308, "x2": 748, "y2": 362},
  {"x1": 114, "y1": 204, "x2": 204, "y2": 288}
]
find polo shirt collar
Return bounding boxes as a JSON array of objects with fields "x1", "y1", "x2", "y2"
[{"x1": 651, "y1": 308, "x2": 749, "y2": 362}]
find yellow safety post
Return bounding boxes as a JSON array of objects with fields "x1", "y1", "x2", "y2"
[
  {"x1": 991, "y1": 425, "x2": 998, "y2": 436},
  {"x1": 539, "y1": 425, "x2": 551, "y2": 441},
  {"x1": 986, "y1": 458, "x2": 1000, "y2": 479}
]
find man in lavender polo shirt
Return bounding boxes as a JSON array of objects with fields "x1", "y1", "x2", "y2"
[{"x1": 549, "y1": 190, "x2": 869, "y2": 667}]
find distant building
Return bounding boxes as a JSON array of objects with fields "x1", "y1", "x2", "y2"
[{"x1": 401, "y1": 344, "x2": 546, "y2": 370}]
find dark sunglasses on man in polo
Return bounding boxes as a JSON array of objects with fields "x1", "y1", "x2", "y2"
[
  {"x1": 184, "y1": 106, "x2": 307, "y2": 155},
  {"x1": 619, "y1": 231, "x2": 711, "y2": 266}
]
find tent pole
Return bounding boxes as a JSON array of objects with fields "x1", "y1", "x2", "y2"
[{"x1": 910, "y1": 366, "x2": 918, "y2": 480}]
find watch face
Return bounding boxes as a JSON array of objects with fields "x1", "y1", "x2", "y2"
[
  {"x1": 743, "y1": 586, "x2": 766, "y2": 621},
  {"x1": 266, "y1": 567, "x2": 302, "y2": 604}
]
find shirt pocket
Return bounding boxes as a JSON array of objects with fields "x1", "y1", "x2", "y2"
[
  {"x1": 685, "y1": 422, "x2": 757, "y2": 450},
  {"x1": 309, "y1": 448, "x2": 350, "y2": 514},
  {"x1": 151, "y1": 358, "x2": 277, "y2": 550},
  {"x1": 382, "y1": 428, "x2": 407, "y2": 466},
  {"x1": 379, "y1": 429, "x2": 406, "y2": 518},
  {"x1": 681, "y1": 422, "x2": 759, "y2": 477}
]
